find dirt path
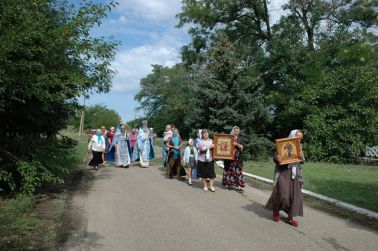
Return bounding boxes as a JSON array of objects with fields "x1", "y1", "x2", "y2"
[{"x1": 58, "y1": 158, "x2": 378, "y2": 251}]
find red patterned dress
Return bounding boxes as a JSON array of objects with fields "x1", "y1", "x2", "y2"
[{"x1": 222, "y1": 136, "x2": 246, "y2": 190}]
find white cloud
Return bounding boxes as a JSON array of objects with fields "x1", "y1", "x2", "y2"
[
  {"x1": 269, "y1": 0, "x2": 289, "y2": 24},
  {"x1": 110, "y1": 45, "x2": 180, "y2": 92},
  {"x1": 116, "y1": 0, "x2": 182, "y2": 22},
  {"x1": 109, "y1": 15, "x2": 127, "y2": 24}
]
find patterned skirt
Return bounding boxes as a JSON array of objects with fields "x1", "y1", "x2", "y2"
[{"x1": 222, "y1": 159, "x2": 245, "y2": 188}]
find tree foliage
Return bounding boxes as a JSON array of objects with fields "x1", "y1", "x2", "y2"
[
  {"x1": 135, "y1": 0, "x2": 378, "y2": 163},
  {"x1": 70, "y1": 105, "x2": 121, "y2": 130},
  {"x1": 0, "y1": 0, "x2": 118, "y2": 193}
]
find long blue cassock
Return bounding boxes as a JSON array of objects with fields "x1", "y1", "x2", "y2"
[
  {"x1": 132, "y1": 127, "x2": 155, "y2": 162},
  {"x1": 111, "y1": 128, "x2": 131, "y2": 166}
]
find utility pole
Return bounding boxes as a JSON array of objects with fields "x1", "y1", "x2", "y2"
[{"x1": 78, "y1": 96, "x2": 86, "y2": 136}]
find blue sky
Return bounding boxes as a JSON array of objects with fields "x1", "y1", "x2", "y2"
[{"x1": 70, "y1": 0, "x2": 286, "y2": 123}]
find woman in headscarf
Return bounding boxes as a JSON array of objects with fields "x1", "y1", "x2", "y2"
[
  {"x1": 197, "y1": 129, "x2": 216, "y2": 192},
  {"x1": 106, "y1": 126, "x2": 116, "y2": 163},
  {"x1": 266, "y1": 129, "x2": 305, "y2": 227},
  {"x1": 132, "y1": 121, "x2": 155, "y2": 168},
  {"x1": 222, "y1": 126, "x2": 246, "y2": 192},
  {"x1": 111, "y1": 124, "x2": 131, "y2": 168},
  {"x1": 165, "y1": 128, "x2": 186, "y2": 179},
  {"x1": 88, "y1": 129, "x2": 106, "y2": 171},
  {"x1": 162, "y1": 125, "x2": 172, "y2": 167}
]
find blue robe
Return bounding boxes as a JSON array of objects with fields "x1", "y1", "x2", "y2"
[
  {"x1": 112, "y1": 130, "x2": 131, "y2": 166},
  {"x1": 132, "y1": 128, "x2": 155, "y2": 161}
]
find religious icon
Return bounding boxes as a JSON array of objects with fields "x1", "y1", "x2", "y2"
[
  {"x1": 213, "y1": 134, "x2": 235, "y2": 160},
  {"x1": 275, "y1": 137, "x2": 301, "y2": 165}
]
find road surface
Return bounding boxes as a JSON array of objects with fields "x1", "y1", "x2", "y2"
[{"x1": 60, "y1": 162, "x2": 378, "y2": 251}]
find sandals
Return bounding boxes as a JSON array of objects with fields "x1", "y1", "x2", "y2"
[{"x1": 285, "y1": 217, "x2": 298, "y2": 227}]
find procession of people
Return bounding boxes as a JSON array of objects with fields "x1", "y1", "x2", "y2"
[{"x1": 88, "y1": 121, "x2": 305, "y2": 227}]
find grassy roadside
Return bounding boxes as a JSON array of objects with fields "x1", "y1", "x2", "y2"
[
  {"x1": 213, "y1": 165, "x2": 378, "y2": 231},
  {"x1": 243, "y1": 160, "x2": 378, "y2": 213},
  {"x1": 0, "y1": 129, "x2": 87, "y2": 250}
]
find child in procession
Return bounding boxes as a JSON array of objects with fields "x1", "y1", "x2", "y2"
[{"x1": 183, "y1": 139, "x2": 198, "y2": 185}]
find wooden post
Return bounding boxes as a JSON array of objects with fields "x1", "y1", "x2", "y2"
[{"x1": 79, "y1": 96, "x2": 86, "y2": 136}]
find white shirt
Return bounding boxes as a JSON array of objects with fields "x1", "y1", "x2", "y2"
[
  {"x1": 88, "y1": 135, "x2": 106, "y2": 152},
  {"x1": 197, "y1": 139, "x2": 213, "y2": 162}
]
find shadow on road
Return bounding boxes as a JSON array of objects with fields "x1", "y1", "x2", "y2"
[
  {"x1": 322, "y1": 237, "x2": 351, "y2": 251},
  {"x1": 241, "y1": 201, "x2": 273, "y2": 221}
]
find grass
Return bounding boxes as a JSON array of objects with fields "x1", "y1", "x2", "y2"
[
  {"x1": 243, "y1": 160, "x2": 378, "y2": 212},
  {"x1": 60, "y1": 127, "x2": 88, "y2": 171},
  {"x1": 0, "y1": 195, "x2": 40, "y2": 250},
  {"x1": 0, "y1": 127, "x2": 88, "y2": 250}
]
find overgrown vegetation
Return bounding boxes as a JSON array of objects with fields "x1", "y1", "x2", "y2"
[
  {"x1": 0, "y1": 130, "x2": 87, "y2": 250},
  {"x1": 0, "y1": 0, "x2": 118, "y2": 193},
  {"x1": 0, "y1": 195, "x2": 39, "y2": 250},
  {"x1": 135, "y1": 0, "x2": 378, "y2": 163}
]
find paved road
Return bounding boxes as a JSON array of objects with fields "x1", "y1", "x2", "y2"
[{"x1": 61, "y1": 163, "x2": 378, "y2": 251}]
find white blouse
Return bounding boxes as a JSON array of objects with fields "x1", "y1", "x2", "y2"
[{"x1": 88, "y1": 135, "x2": 106, "y2": 152}]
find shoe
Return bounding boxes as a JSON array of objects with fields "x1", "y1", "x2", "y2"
[
  {"x1": 209, "y1": 186, "x2": 215, "y2": 192},
  {"x1": 273, "y1": 212, "x2": 280, "y2": 222},
  {"x1": 285, "y1": 217, "x2": 298, "y2": 227},
  {"x1": 203, "y1": 186, "x2": 208, "y2": 191},
  {"x1": 236, "y1": 187, "x2": 244, "y2": 193},
  {"x1": 188, "y1": 180, "x2": 192, "y2": 185}
]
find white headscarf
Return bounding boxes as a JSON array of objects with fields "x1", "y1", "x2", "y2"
[
  {"x1": 198, "y1": 129, "x2": 202, "y2": 140},
  {"x1": 289, "y1": 129, "x2": 299, "y2": 138}
]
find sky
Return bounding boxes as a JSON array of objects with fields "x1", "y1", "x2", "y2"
[{"x1": 71, "y1": 0, "x2": 287, "y2": 123}]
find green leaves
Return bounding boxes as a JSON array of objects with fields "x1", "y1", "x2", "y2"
[
  {"x1": 70, "y1": 104, "x2": 122, "y2": 130},
  {"x1": 0, "y1": 0, "x2": 118, "y2": 193},
  {"x1": 293, "y1": 66, "x2": 378, "y2": 162}
]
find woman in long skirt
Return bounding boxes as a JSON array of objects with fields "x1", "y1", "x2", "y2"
[
  {"x1": 165, "y1": 129, "x2": 186, "y2": 179},
  {"x1": 222, "y1": 126, "x2": 246, "y2": 192},
  {"x1": 106, "y1": 127, "x2": 116, "y2": 163},
  {"x1": 88, "y1": 129, "x2": 106, "y2": 171},
  {"x1": 266, "y1": 130, "x2": 304, "y2": 227},
  {"x1": 197, "y1": 129, "x2": 216, "y2": 192}
]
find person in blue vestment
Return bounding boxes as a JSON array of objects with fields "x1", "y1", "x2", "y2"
[
  {"x1": 111, "y1": 124, "x2": 131, "y2": 168},
  {"x1": 132, "y1": 121, "x2": 155, "y2": 168}
]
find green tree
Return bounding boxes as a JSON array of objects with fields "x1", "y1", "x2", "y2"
[
  {"x1": 0, "y1": 0, "x2": 119, "y2": 193},
  {"x1": 70, "y1": 105, "x2": 121, "y2": 130},
  {"x1": 135, "y1": 64, "x2": 192, "y2": 136},
  {"x1": 289, "y1": 66, "x2": 378, "y2": 162},
  {"x1": 186, "y1": 35, "x2": 273, "y2": 158}
]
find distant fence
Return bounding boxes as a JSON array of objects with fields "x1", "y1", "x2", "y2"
[
  {"x1": 365, "y1": 146, "x2": 378, "y2": 158},
  {"x1": 355, "y1": 146, "x2": 378, "y2": 165}
]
